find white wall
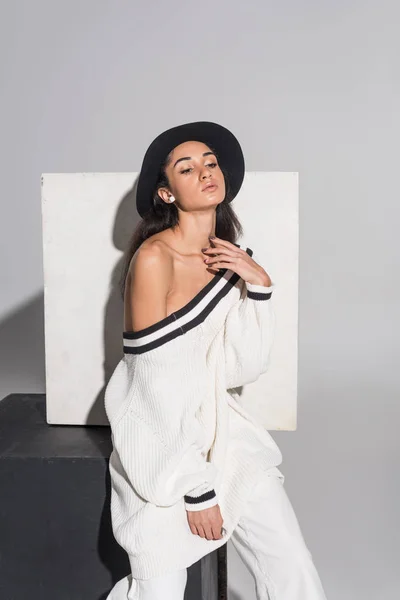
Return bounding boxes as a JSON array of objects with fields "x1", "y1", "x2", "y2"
[{"x1": 1, "y1": 1, "x2": 399, "y2": 598}]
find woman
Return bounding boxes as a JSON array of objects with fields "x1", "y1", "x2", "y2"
[{"x1": 104, "y1": 121, "x2": 328, "y2": 599}]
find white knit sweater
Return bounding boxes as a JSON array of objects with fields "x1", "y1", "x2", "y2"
[{"x1": 104, "y1": 243, "x2": 284, "y2": 581}]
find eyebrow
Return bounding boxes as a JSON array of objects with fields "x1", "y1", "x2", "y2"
[{"x1": 173, "y1": 151, "x2": 216, "y2": 169}]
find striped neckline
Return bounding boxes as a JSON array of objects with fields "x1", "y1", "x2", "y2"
[{"x1": 123, "y1": 244, "x2": 253, "y2": 354}]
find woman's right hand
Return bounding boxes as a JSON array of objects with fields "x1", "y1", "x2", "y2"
[{"x1": 186, "y1": 504, "x2": 224, "y2": 540}]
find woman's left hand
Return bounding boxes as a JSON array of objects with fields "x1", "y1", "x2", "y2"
[{"x1": 202, "y1": 236, "x2": 272, "y2": 286}]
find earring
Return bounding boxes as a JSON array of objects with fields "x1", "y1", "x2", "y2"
[{"x1": 168, "y1": 195, "x2": 175, "y2": 203}]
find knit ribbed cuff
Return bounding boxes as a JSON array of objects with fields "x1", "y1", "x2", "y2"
[
  {"x1": 246, "y1": 281, "x2": 275, "y2": 300},
  {"x1": 184, "y1": 487, "x2": 218, "y2": 512}
]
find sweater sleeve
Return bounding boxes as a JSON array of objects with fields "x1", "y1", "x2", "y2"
[
  {"x1": 106, "y1": 340, "x2": 219, "y2": 512},
  {"x1": 223, "y1": 274, "x2": 276, "y2": 390}
]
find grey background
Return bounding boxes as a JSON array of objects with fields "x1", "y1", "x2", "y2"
[{"x1": 1, "y1": 1, "x2": 398, "y2": 598}]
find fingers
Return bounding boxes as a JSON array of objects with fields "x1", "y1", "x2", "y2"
[
  {"x1": 208, "y1": 236, "x2": 241, "y2": 252},
  {"x1": 189, "y1": 522, "x2": 224, "y2": 540},
  {"x1": 198, "y1": 524, "x2": 208, "y2": 539},
  {"x1": 203, "y1": 248, "x2": 239, "y2": 264},
  {"x1": 203, "y1": 245, "x2": 240, "y2": 258},
  {"x1": 204, "y1": 252, "x2": 245, "y2": 269},
  {"x1": 187, "y1": 505, "x2": 224, "y2": 540},
  {"x1": 197, "y1": 525, "x2": 223, "y2": 540},
  {"x1": 212, "y1": 525, "x2": 223, "y2": 540},
  {"x1": 188, "y1": 520, "x2": 223, "y2": 540},
  {"x1": 202, "y1": 240, "x2": 246, "y2": 266}
]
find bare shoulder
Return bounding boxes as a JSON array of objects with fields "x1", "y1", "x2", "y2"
[{"x1": 125, "y1": 240, "x2": 173, "y2": 332}]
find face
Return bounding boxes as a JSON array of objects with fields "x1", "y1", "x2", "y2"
[{"x1": 157, "y1": 140, "x2": 226, "y2": 211}]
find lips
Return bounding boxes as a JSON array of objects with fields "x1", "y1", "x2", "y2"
[{"x1": 202, "y1": 183, "x2": 218, "y2": 192}]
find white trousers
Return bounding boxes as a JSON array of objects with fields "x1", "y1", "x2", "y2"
[{"x1": 108, "y1": 470, "x2": 328, "y2": 600}]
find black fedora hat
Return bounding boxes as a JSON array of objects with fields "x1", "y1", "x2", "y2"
[{"x1": 136, "y1": 120, "x2": 245, "y2": 218}]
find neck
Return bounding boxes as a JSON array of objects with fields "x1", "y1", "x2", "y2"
[{"x1": 169, "y1": 208, "x2": 217, "y2": 254}]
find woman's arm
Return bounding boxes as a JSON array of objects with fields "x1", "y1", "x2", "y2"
[
  {"x1": 201, "y1": 238, "x2": 276, "y2": 390},
  {"x1": 110, "y1": 399, "x2": 219, "y2": 510},
  {"x1": 223, "y1": 275, "x2": 276, "y2": 389},
  {"x1": 106, "y1": 245, "x2": 219, "y2": 511}
]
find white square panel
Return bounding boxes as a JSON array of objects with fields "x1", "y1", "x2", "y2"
[{"x1": 41, "y1": 172, "x2": 298, "y2": 428}]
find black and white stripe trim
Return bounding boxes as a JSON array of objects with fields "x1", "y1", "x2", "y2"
[
  {"x1": 247, "y1": 289, "x2": 273, "y2": 300},
  {"x1": 123, "y1": 267, "x2": 240, "y2": 354},
  {"x1": 184, "y1": 489, "x2": 216, "y2": 505},
  {"x1": 122, "y1": 244, "x2": 272, "y2": 354}
]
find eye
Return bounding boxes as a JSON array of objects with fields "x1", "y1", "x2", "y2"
[{"x1": 180, "y1": 162, "x2": 217, "y2": 175}]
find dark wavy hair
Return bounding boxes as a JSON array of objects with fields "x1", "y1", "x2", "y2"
[{"x1": 119, "y1": 144, "x2": 243, "y2": 298}]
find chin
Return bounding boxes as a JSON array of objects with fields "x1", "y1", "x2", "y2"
[{"x1": 207, "y1": 196, "x2": 224, "y2": 210}]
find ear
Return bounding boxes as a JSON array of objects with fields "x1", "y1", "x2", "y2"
[{"x1": 156, "y1": 186, "x2": 171, "y2": 204}]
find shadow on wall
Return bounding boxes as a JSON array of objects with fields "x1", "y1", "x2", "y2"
[
  {"x1": 88, "y1": 175, "x2": 142, "y2": 426},
  {"x1": 0, "y1": 292, "x2": 46, "y2": 400}
]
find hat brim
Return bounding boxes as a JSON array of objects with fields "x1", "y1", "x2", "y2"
[{"x1": 136, "y1": 121, "x2": 245, "y2": 218}]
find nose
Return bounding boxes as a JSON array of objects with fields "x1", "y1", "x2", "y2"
[{"x1": 201, "y1": 167, "x2": 212, "y2": 179}]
